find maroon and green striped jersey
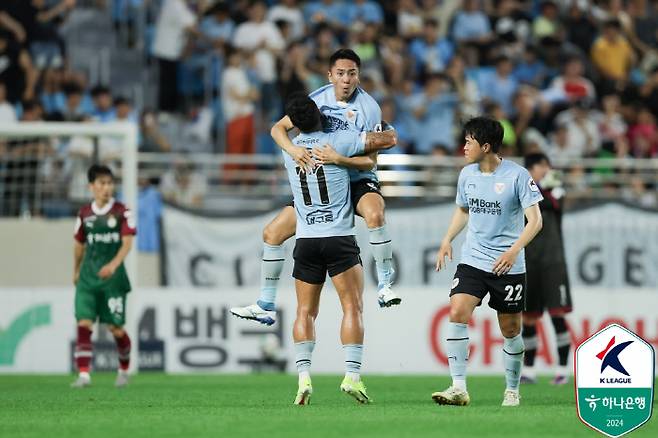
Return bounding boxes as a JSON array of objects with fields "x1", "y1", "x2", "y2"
[{"x1": 74, "y1": 199, "x2": 136, "y2": 292}]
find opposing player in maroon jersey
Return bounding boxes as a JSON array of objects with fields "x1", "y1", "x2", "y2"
[{"x1": 71, "y1": 165, "x2": 136, "y2": 388}]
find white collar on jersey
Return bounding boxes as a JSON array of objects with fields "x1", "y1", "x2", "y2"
[{"x1": 92, "y1": 198, "x2": 115, "y2": 216}]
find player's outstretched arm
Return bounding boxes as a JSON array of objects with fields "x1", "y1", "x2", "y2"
[
  {"x1": 73, "y1": 241, "x2": 84, "y2": 285},
  {"x1": 312, "y1": 144, "x2": 376, "y2": 170},
  {"x1": 492, "y1": 203, "x2": 543, "y2": 276},
  {"x1": 270, "y1": 115, "x2": 315, "y2": 171},
  {"x1": 363, "y1": 130, "x2": 398, "y2": 153},
  {"x1": 98, "y1": 235, "x2": 134, "y2": 280},
  {"x1": 436, "y1": 207, "x2": 469, "y2": 271}
]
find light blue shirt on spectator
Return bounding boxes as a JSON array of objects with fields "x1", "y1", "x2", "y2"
[
  {"x1": 304, "y1": 1, "x2": 349, "y2": 27},
  {"x1": 344, "y1": 1, "x2": 384, "y2": 24},
  {"x1": 200, "y1": 16, "x2": 234, "y2": 42},
  {"x1": 456, "y1": 159, "x2": 543, "y2": 274},
  {"x1": 410, "y1": 92, "x2": 459, "y2": 153},
  {"x1": 309, "y1": 84, "x2": 382, "y2": 182},
  {"x1": 137, "y1": 185, "x2": 163, "y2": 252},
  {"x1": 409, "y1": 38, "x2": 454, "y2": 75},
  {"x1": 284, "y1": 130, "x2": 366, "y2": 238},
  {"x1": 477, "y1": 70, "x2": 518, "y2": 116},
  {"x1": 452, "y1": 11, "x2": 492, "y2": 42}
]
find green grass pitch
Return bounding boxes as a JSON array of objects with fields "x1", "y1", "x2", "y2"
[{"x1": 1, "y1": 374, "x2": 655, "y2": 438}]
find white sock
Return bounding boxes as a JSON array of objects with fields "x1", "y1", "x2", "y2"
[
  {"x1": 79, "y1": 371, "x2": 90, "y2": 380},
  {"x1": 295, "y1": 341, "x2": 314, "y2": 382},
  {"x1": 446, "y1": 322, "x2": 469, "y2": 391},
  {"x1": 298, "y1": 370, "x2": 310, "y2": 384},
  {"x1": 343, "y1": 344, "x2": 363, "y2": 381},
  {"x1": 503, "y1": 334, "x2": 525, "y2": 391},
  {"x1": 258, "y1": 243, "x2": 285, "y2": 310},
  {"x1": 368, "y1": 225, "x2": 393, "y2": 290}
]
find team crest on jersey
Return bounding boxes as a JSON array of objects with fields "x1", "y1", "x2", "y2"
[
  {"x1": 346, "y1": 110, "x2": 357, "y2": 122},
  {"x1": 452, "y1": 278, "x2": 460, "y2": 289},
  {"x1": 494, "y1": 182, "x2": 506, "y2": 194},
  {"x1": 528, "y1": 178, "x2": 539, "y2": 192},
  {"x1": 107, "y1": 215, "x2": 117, "y2": 228}
]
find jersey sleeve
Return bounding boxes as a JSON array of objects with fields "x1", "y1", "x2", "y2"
[
  {"x1": 120, "y1": 207, "x2": 137, "y2": 236},
  {"x1": 331, "y1": 131, "x2": 366, "y2": 157},
  {"x1": 74, "y1": 212, "x2": 86, "y2": 243},
  {"x1": 455, "y1": 168, "x2": 468, "y2": 207},
  {"x1": 516, "y1": 168, "x2": 544, "y2": 209}
]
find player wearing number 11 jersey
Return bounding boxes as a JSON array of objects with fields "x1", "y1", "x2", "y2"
[
  {"x1": 71, "y1": 165, "x2": 136, "y2": 388},
  {"x1": 282, "y1": 93, "x2": 397, "y2": 405},
  {"x1": 433, "y1": 117, "x2": 543, "y2": 407}
]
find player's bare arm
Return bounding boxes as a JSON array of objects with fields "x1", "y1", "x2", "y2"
[
  {"x1": 98, "y1": 235, "x2": 134, "y2": 279},
  {"x1": 271, "y1": 115, "x2": 315, "y2": 171},
  {"x1": 363, "y1": 130, "x2": 397, "y2": 153},
  {"x1": 492, "y1": 203, "x2": 543, "y2": 276},
  {"x1": 311, "y1": 144, "x2": 376, "y2": 171},
  {"x1": 73, "y1": 240, "x2": 85, "y2": 285},
  {"x1": 436, "y1": 207, "x2": 469, "y2": 271}
]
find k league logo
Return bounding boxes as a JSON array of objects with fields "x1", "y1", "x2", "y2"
[{"x1": 575, "y1": 324, "x2": 655, "y2": 437}]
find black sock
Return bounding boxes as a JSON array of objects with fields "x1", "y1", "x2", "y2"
[
  {"x1": 522, "y1": 323, "x2": 537, "y2": 367},
  {"x1": 551, "y1": 316, "x2": 570, "y2": 367}
]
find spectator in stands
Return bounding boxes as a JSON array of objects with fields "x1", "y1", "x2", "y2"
[
  {"x1": 0, "y1": 9, "x2": 26, "y2": 45},
  {"x1": 445, "y1": 55, "x2": 480, "y2": 119},
  {"x1": 304, "y1": 0, "x2": 348, "y2": 31},
  {"x1": 451, "y1": 0, "x2": 493, "y2": 48},
  {"x1": 627, "y1": 107, "x2": 658, "y2": 158},
  {"x1": 513, "y1": 46, "x2": 547, "y2": 89},
  {"x1": 564, "y1": 3, "x2": 598, "y2": 55},
  {"x1": 596, "y1": 93, "x2": 628, "y2": 154},
  {"x1": 548, "y1": 56, "x2": 596, "y2": 104},
  {"x1": 152, "y1": 0, "x2": 198, "y2": 113},
  {"x1": 200, "y1": 1, "x2": 234, "y2": 51},
  {"x1": 555, "y1": 99, "x2": 601, "y2": 158},
  {"x1": 59, "y1": 82, "x2": 89, "y2": 122},
  {"x1": 478, "y1": 55, "x2": 519, "y2": 116},
  {"x1": 91, "y1": 85, "x2": 116, "y2": 122},
  {"x1": 409, "y1": 18, "x2": 454, "y2": 79},
  {"x1": 635, "y1": 66, "x2": 658, "y2": 118},
  {"x1": 115, "y1": 97, "x2": 137, "y2": 123},
  {"x1": 345, "y1": 0, "x2": 384, "y2": 26},
  {"x1": 0, "y1": 82, "x2": 17, "y2": 122},
  {"x1": 233, "y1": 1, "x2": 285, "y2": 124},
  {"x1": 532, "y1": 1, "x2": 561, "y2": 41},
  {"x1": 544, "y1": 123, "x2": 581, "y2": 160},
  {"x1": 221, "y1": 47, "x2": 258, "y2": 174},
  {"x1": 140, "y1": 110, "x2": 172, "y2": 152},
  {"x1": 268, "y1": 0, "x2": 304, "y2": 41},
  {"x1": 591, "y1": 19, "x2": 635, "y2": 89},
  {"x1": 621, "y1": 175, "x2": 657, "y2": 208},
  {"x1": 160, "y1": 160, "x2": 207, "y2": 208},
  {"x1": 28, "y1": 0, "x2": 74, "y2": 70},
  {"x1": 137, "y1": 175, "x2": 162, "y2": 252},
  {"x1": 409, "y1": 73, "x2": 459, "y2": 154},
  {"x1": 397, "y1": 0, "x2": 423, "y2": 39},
  {"x1": 0, "y1": 30, "x2": 37, "y2": 104}
]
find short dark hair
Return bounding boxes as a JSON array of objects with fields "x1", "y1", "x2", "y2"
[
  {"x1": 524, "y1": 152, "x2": 550, "y2": 169},
  {"x1": 114, "y1": 96, "x2": 131, "y2": 106},
  {"x1": 88, "y1": 164, "x2": 114, "y2": 183},
  {"x1": 603, "y1": 19, "x2": 622, "y2": 30},
  {"x1": 463, "y1": 117, "x2": 504, "y2": 153},
  {"x1": 285, "y1": 92, "x2": 321, "y2": 133},
  {"x1": 329, "y1": 48, "x2": 361, "y2": 69},
  {"x1": 91, "y1": 85, "x2": 111, "y2": 97}
]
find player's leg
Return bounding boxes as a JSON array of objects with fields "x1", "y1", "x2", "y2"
[
  {"x1": 72, "y1": 286, "x2": 97, "y2": 387},
  {"x1": 230, "y1": 205, "x2": 296, "y2": 325},
  {"x1": 353, "y1": 182, "x2": 400, "y2": 308},
  {"x1": 521, "y1": 313, "x2": 540, "y2": 384},
  {"x1": 546, "y1": 264, "x2": 573, "y2": 385},
  {"x1": 521, "y1": 263, "x2": 543, "y2": 383},
  {"x1": 292, "y1": 278, "x2": 323, "y2": 405},
  {"x1": 487, "y1": 271, "x2": 526, "y2": 407},
  {"x1": 330, "y1": 264, "x2": 371, "y2": 404},
  {"x1": 432, "y1": 264, "x2": 485, "y2": 406},
  {"x1": 100, "y1": 289, "x2": 131, "y2": 387},
  {"x1": 290, "y1": 238, "x2": 325, "y2": 405}
]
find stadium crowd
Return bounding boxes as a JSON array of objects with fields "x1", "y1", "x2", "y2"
[{"x1": 1, "y1": 0, "x2": 657, "y2": 227}]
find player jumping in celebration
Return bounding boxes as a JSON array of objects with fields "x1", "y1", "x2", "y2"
[
  {"x1": 230, "y1": 49, "x2": 399, "y2": 326},
  {"x1": 282, "y1": 93, "x2": 397, "y2": 405},
  {"x1": 71, "y1": 165, "x2": 136, "y2": 388},
  {"x1": 433, "y1": 117, "x2": 543, "y2": 407},
  {"x1": 520, "y1": 153, "x2": 573, "y2": 385}
]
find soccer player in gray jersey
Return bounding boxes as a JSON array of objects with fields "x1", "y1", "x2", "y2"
[
  {"x1": 231, "y1": 49, "x2": 399, "y2": 328},
  {"x1": 433, "y1": 117, "x2": 544, "y2": 407},
  {"x1": 282, "y1": 94, "x2": 397, "y2": 405}
]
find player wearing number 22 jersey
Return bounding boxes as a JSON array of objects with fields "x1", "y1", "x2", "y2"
[
  {"x1": 71, "y1": 164, "x2": 136, "y2": 389},
  {"x1": 432, "y1": 117, "x2": 543, "y2": 408},
  {"x1": 282, "y1": 93, "x2": 397, "y2": 406}
]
